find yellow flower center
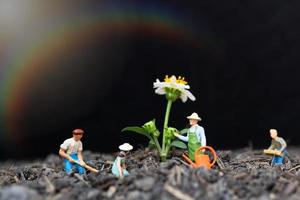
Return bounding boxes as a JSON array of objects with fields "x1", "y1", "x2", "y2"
[{"x1": 164, "y1": 75, "x2": 188, "y2": 85}]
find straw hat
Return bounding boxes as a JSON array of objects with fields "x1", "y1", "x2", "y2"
[
  {"x1": 187, "y1": 112, "x2": 201, "y2": 121},
  {"x1": 119, "y1": 143, "x2": 133, "y2": 151}
]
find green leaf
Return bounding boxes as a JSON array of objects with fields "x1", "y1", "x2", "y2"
[
  {"x1": 143, "y1": 120, "x2": 160, "y2": 137},
  {"x1": 180, "y1": 128, "x2": 189, "y2": 135},
  {"x1": 148, "y1": 140, "x2": 156, "y2": 148},
  {"x1": 121, "y1": 126, "x2": 152, "y2": 140},
  {"x1": 171, "y1": 140, "x2": 187, "y2": 149},
  {"x1": 149, "y1": 140, "x2": 155, "y2": 145}
]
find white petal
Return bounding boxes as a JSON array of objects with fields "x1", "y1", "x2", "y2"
[
  {"x1": 154, "y1": 82, "x2": 169, "y2": 89},
  {"x1": 183, "y1": 89, "x2": 196, "y2": 101},
  {"x1": 175, "y1": 83, "x2": 188, "y2": 90},
  {"x1": 180, "y1": 93, "x2": 188, "y2": 102},
  {"x1": 163, "y1": 82, "x2": 172, "y2": 88},
  {"x1": 169, "y1": 83, "x2": 179, "y2": 89},
  {"x1": 183, "y1": 84, "x2": 190, "y2": 89},
  {"x1": 153, "y1": 79, "x2": 162, "y2": 88},
  {"x1": 155, "y1": 87, "x2": 166, "y2": 95}
]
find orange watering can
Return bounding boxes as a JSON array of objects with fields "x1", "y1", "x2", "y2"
[{"x1": 182, "y1": 146, "x2": 217, "y2": 169}]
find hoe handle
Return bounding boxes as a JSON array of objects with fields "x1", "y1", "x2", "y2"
[{"x1": 75, "y1": 161, "x2": 99, "y2": 173}]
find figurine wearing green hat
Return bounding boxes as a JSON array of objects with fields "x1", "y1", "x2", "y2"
[{"x1": 174, "y1": 112, "x2": 206, "y2": 161}]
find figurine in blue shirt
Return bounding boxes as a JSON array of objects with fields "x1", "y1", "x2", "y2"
[
  {"x1": 174, "y1": 112, "x2": 206, "y2": 161},
  {"x1": 268, "y1": 129, "x2": 287, "y2": 166}
]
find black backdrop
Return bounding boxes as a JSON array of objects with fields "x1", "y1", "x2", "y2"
[{"x1": 1, "y1": 0, "x2": 300, "y2": 159}]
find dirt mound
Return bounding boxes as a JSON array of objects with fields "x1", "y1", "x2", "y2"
[{"x1": 1, "y1": 148, "x2": 300, "y2": 200}]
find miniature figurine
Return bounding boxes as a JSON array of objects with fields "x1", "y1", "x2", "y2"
[
  {"x1": 264, "y1": 129, "x2": 287, "y2": 166},
  {"x1": 174, "y1": 112, "x2": 206, "y2": 161},
  {"x1": 112, "y1": 143, "x2": 133, "y2": 178},
  {"x1": 59, "y1": 129, "x2": 86, "y2": 175}
]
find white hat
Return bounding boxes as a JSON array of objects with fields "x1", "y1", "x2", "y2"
[
  {"x1": 187, "y1": 112, "x2": 201, "y2": 121},
  {"x1": 119, "y1": 143, "x2": 133, "y2": 151}
]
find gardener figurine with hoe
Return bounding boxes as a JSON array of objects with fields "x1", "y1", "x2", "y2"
[
  {"x1": 112, "y1": 143, "x2": 133, "y2": 178},
  {"x1": 59, "y1": 129, "x2": 87, "y2": 175},
  {"x1": 265, "y1": 129, "x2": 287, "y2": 166},
  {"x1": 174, "y1": 112, "x2": 206, "y2": 161}
]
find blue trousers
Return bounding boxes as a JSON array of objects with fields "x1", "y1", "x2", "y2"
[
  {"x1": 64, "y1": 153, "x2": 85, "y2": 174},
  {"x1": 271, "y1": 150, "x2": 286, "y2": 166}
]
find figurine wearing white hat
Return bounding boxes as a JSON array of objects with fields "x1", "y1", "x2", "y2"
[
  {"x1": 174, "y1": 112, "x2": 206, "y2": 161},
  {"x1": 112, "y1": 143, "x2": 133, "y2": 178}
]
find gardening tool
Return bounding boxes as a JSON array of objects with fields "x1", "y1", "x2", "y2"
[
  {"x1": 263, "y1": 149, "x2": 283, "y2": 156},
  {"x1": 182, "y1": 146, "x2": 217, "y2": 169},
  {"x1": 74, "y1": 161, "x2": 99, "y2": 173}
]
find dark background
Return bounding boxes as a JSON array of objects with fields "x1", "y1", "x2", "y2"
[{"x1": 1, "y1": 0, "x2": 300, "y2": 159}]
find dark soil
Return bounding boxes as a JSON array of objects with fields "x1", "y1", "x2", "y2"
[{"x1": 1, "y1": 147, "x2": 300, "y2": 200}]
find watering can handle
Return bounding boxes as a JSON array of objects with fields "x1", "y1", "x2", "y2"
[{"x1": 195, "y1": 146, "x2": 217, "y2": 167}]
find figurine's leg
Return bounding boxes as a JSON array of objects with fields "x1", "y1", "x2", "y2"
[
  {"x1": 272, "y1": 155, "x2": 283, "y2": 165},
  {"x1": 188, "y1": 145, "x2": 198, "y2": 161},
  {"x1": 64, "y1": 159, "x2": 74, "y2": 174},
  {"x1": 70, "y1": 154, "x2": 86, "y2": 174},
  {"x1": 75, "y1": 165, "x2": 85, "y2": 174},
  {"x1": 75, "y1": 164, "x2": 86, "y2": 174},
  {"x1": 111, "y1": 165, "x2": 120, "y2": 177},
  {"x1": 271, "y1": 156, "x2": 277, "y2": 166},
  {"x1": 111, "y1": 158, "x2": 122, "y2": 177},
  {"x1": 276, "y1": 156, "x2": 284, "y2": 165}
]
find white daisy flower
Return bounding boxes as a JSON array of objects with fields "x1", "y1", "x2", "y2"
[{"x1": 153, "y1": 75, "x2": 196, "y2": 102}]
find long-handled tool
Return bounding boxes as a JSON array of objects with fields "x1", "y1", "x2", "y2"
[
  {"x1": 74, "y1": 161, "x2": 99, "y2": 173},
  {"x1": 263, "y1": 149, "x2": 283, "y2": 156}
]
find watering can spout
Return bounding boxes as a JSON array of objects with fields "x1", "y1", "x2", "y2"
[{"x1": 182, "y1": 154, "x2": 196, "y2": 168}]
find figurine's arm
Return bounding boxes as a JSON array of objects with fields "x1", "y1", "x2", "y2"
[
  {"x1": 278, "y1": 138, "x2": 287, "y2": 152},
  {"x1": 77, "y1": 150, "x2": 85, "y2": 165},
  {"x1": 197, "y1": 127, "x2": 206, "y2": 147},
  {"x1": 175, "y1": 134, "x2": 189, "y2": 142},
  {"x1": 122, "y1": 162, "x2": 126, "y2": 169},
  {"x1": 59, "y1": 148, "x2": 75, "y2": 163}
]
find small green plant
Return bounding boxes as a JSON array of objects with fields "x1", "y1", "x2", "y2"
[{"x1": 122, "y1": 75, "x2": 196, "y2": 161}]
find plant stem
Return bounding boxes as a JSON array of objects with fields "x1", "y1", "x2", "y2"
[
  {"x1": 161, "y1": 100, "x2": 173, "y2": 156},
  {"x1": 161, "y1": 153, "x2": 167, "y2": 162},
  {"x1": 165, "y1": 145, "x2": 171, "y2": 158},
  {"x1": 153, "y1": 136, "x2": 162, "y2": 152}
]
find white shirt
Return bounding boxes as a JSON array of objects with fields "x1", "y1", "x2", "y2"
[
  {"x1": 177, "y1": 124, "x2": 206, "y2": 147},
  {"x1": 60, "y1": 138, "x2": 83, "y2": 154}
]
